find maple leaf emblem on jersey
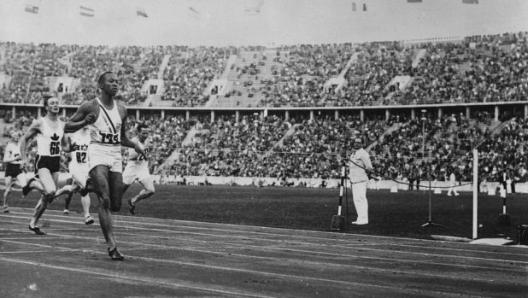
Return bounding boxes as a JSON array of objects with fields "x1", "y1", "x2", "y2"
[{"x1": 51, "y1": 133, "x2": 60, "y2": 141}]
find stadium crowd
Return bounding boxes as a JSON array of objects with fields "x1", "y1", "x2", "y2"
[
  {"x1": 2, "y1": 32, "x2": 526, "y2": 108},
  {"x1": 1, "y1": 106, "x2": 528, "y2": 186},
  {"x1": 1, "y1": 32, "x2": 528, "y2": 185}
]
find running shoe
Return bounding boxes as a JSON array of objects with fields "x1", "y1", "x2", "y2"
[
  {"x1": 2, "y1": 206, "x2": 9, "y2": 213},
  {"x1": 108, "y1": 247, "x2": 124, "y2": 261},
  {"x1": 22, "y1": 178, "x2": 36, "y2": 197},
  {"x1": 29, "y1": 225, "x2": 46, "y2": 235},
  {"x1": 128, "y1": 199, "x2": 136, "y2": 215},
  {"x1": 63, "y1": 209, "x2": 70, "y2": 215},
  {"x1": 85, "y1": 215, "x2": 94, "y2": 225}
]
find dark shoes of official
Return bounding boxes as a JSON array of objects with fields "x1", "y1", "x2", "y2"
[{"x1": 108, "y1": 247, "x2": 124, "y2": 261}]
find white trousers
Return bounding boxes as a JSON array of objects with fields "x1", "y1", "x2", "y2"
[
  {"x1": 447, "y1": 182, "x2": 458, "y2": 196},
  {"x1": 352, "y1": 181, "x2": 368, "y2": 222}
]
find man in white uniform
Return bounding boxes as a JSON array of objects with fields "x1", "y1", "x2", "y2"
[
  {"x1": 20, "y1": 96, "x2": 67, "y2": 235},
  {"x1": 348, "y1": 137, "x2": 373, "y2": 225},
  {"x1": 2, "y1": 131, "x2": 27, "y2": 213},
  {"x1": 61, "y1": 126, "x2": 95, "y2": 224},
  {"x1": 123, "y1": 123, "x2": 156, "y2": 215},
  {"x1": 65, "y1": 71, "x2": 146, "y2": 260}
]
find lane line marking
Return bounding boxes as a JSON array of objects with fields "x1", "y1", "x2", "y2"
[
  {"x1": 3, "y1": 216, "x2": 528, "y2": 269},
  {"x1": 0, "y1": 248, "x2": 488, "y2": 298},
  {"x1": 0, "y1": 256, "x2": 277, "y2": 298}
]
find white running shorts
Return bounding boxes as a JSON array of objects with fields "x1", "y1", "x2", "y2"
[{"x1": 88, "y1": 144, "x2": 123, "y2": 173}]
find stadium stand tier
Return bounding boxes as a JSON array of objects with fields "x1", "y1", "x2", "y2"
[{"x1": 1, "y1": 32, "x2": 528, "y2": 187}]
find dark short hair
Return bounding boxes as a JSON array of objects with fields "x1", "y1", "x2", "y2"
[
  {"x1": 97, "y1": 71, "x2": 113, "y2": 85},
  {"x1": 137, "y1": 123, "x2": 149, "y2": 132},
  {"x1": 42, "y1": 94, "x2": 54, "y2": 107},
  {"x1": 43, "y1": 96, "x2": 58, "y2": 107}
]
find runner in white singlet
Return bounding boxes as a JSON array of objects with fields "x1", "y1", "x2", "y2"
[
  {"x1": 65, "y1": 72, "x2": 146, "y2": 260},
  {"x1": 123, "y1": 123, "x2": 156, "y2": 215},
  {"x1": 59, "y1": 126, "x2": 95, "y2": 225},
  {"x1": 20, "y1": 96, "x2": 67, "y2": 235},
  {"x1": 2, "y1": 131, "x2": 27, "y2": 213}
]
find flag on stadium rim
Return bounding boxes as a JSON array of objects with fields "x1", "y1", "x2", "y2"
[
  {"x1": 351, "y1": 2, "x2": 368, "y2": 12},
  {"x1": 24, "y1": 4, "x2": 39, "y2": 14},
  {"x1": 137, "y1": 8, "x2": 148, "y2": 18},
  {"x1": 24, "y1": 0, "x2": 40, "y2": 14},
  {"x1": 407, "y1": 0, "x2": 423, "y2": 3},
  {"x1": 462, "y1": 0, "x2": 479, "y2": 4},
  {"x1": 80, "y1": 5, "x2": 95, "y2": 17}
]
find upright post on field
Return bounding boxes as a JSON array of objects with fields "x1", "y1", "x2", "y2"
[
  {"x1": 472, "y1": 148, "x2": 478, "y2": 239},
  {"x1": 330, "y1": 166, "x2": 346, "y2": 231},
  {"x1": 344, "y1": 167, "x2": 349, "y2": 232}
]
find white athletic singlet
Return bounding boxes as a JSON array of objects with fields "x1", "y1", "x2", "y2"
[
  {"x1": 90, "y1": 98, "x2": 122, "y2": 147},
  {"x1": 68, "y1": 128, "x2": 91, "y2": 187},
  {"x1": 87, "y1": 98, "x2": 123, "y2": 172},
  {"x1": 69, "y1": 128, "x2": 91, "y2": 166},
  {"x1": 127, "y1": 137, "x2": 149, "y2": 163},
  {"x1": 3, "y1": 142, "x2": 22, "y2": 164},
  {"x1": 36, "y1": 117, "x2": 65, "y2": 156},
  {"x1": 123, "y1": 136, "x2": 151, "y2": 184}
]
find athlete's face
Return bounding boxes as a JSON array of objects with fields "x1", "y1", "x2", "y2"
[
  {"x1": 138, "y1": 128, "x2": 149, "y2": 142},
  {"x1": 46, "y1": 97, "x2": 61, "y2": 114},
  {"x1": 353, "y1": 139, "x2": 363, "y2": 150},
  {"x1": 10, "y1": 132, "x2": 19, "y2": 142},
  {"x1": 100, "y1": 73, "x2": 119, "y2": 96}
]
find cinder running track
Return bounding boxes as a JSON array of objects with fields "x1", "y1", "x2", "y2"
[{"x1": 1, "y1": 207, "x2": 527, "y2": 297}]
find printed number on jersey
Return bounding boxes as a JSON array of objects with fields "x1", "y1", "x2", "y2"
[
  {"x1": 138, "y1": 148, "x2": 149, "y2": 161},
  {"x1": 50, "y1": 141, "x2": 61, "y2": 155},
  {"x1": 76, "y1": 152, "x2": 87, "y2": 163},
  {"x1": 100, "y1": 132, "x2": 120, "y2": 144}
]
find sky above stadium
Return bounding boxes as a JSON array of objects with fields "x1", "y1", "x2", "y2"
[{"x1": 0, "y1": 0, "x2": 527, "y2": 47}]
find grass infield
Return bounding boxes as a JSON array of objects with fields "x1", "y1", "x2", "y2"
[{"x1": 11, "y1": 184, "x2": 528, "y2": 241}]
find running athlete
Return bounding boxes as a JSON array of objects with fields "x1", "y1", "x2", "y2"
[
  {"x1": 65, "y1": 71, "x2": 146, "y2": 261},
  {"x1": 123, "y1": 123, "x2": 156, "y2": 215},
  {"x1": 61, "y1": 126, "x2": 95, "y2": 225},
  {"x1": 20, "y1": 96, "x2": 67, "y2": 235},
  {"x1": 2, "y1": 131, "x2": 27, "y2": 213}
]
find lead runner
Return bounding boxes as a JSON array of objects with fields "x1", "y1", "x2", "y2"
[{"x1": 65, "y1": 71, "x2": 146, "y2": 260}]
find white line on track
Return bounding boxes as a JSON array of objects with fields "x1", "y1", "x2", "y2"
[
  {"x1": 0, "y1": 256, "x2": 278, "y2": 298},
  {"x1": 0, "y1": 250, "x2": 73, "y2": 254},
  {"x1": 5, "y1": 209, "x2": 528, "y2": 261},
  {"x1": 3, "y1": 209, "x2": 523, "y2": 248},
  {"x1": 0, "y1": 242, "x2": 488, "y2": 298},
  {"x1": 1, "y1": 217, "x2": 525, "y2": 287},
  {"x1": 2, "y1": 213, "x2": 528, "y2": 269}
]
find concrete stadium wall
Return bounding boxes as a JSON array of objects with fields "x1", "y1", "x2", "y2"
[
  {"x1": 150, "y1": 173, "x2": 528, "y2": 195},
  {"x1": 1, "y1": 172, "x2": 524, "y2": 195}
]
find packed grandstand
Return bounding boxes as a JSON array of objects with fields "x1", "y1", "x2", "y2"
[{"x1": 1, "y1": 30, "x2": 527, "y2": 187}]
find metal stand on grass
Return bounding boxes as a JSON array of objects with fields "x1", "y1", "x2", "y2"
[
  {"x1": 344, "y1": 170, "x2": 349, "y2": 232},
  {"x1": 421, "y1": 157, "x2": 445, "y2": 229},
  {"x1": 498, "y1": 191, "x2": 511, "y2": 226}
]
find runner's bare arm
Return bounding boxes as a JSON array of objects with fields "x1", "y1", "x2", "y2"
[
  {"x1": 61, "y1": 135, "x2": 72, "y2": 153},
  {"x1": 119, "y1": 106, "x2": 147, "y2": 158},
  {"x1": 65, "y1": 102, "x2": 97, "y2": 132},
  {"x1": 19, "y1": 119, "x2": 41, "y2": 167}
]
